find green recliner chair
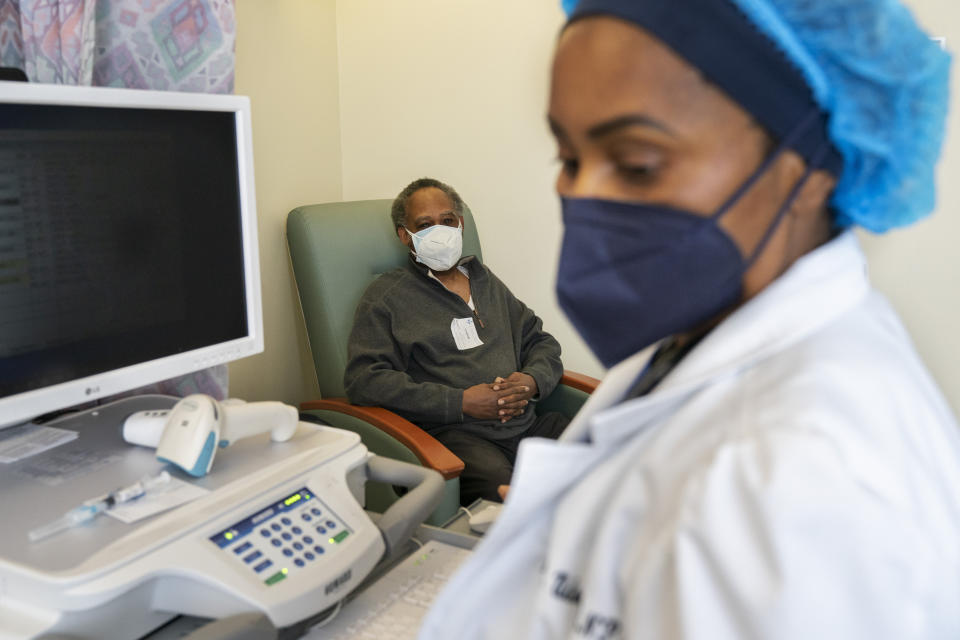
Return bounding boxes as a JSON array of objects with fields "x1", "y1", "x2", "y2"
[{"x1": 286, "y1": 199, "x2": 598, "y2": 526}]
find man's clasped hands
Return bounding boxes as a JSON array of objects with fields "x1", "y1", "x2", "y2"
[{"x1": 462, "y1": 372, "x2": 538, "y2": 424}]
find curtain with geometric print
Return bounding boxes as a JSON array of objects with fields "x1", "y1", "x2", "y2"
[{"x1": 1, "y1": 0, "x2": 234, "y2": 91}]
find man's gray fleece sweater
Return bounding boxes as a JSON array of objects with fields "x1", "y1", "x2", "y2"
[{"x1": 343, "y1": 255, "x2": 563, "y2": 439}]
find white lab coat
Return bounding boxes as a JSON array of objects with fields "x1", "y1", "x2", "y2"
[{"x1": 419, "y1": 232, "x2": 960, "y2": 640}]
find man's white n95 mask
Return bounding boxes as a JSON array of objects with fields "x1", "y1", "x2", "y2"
[{"x1": 404, "y1": 222, "x2": 463, "y2": 272}]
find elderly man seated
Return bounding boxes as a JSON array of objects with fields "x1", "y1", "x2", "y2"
[{"x1": 344, "y1": 177, "x2": 569, "y2": 505}]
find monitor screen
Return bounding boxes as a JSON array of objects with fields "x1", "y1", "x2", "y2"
[{"x1": 0, "y1": 83, "x2": 262, "y2": 427}]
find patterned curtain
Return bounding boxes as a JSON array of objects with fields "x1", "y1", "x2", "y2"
[
  {"x1": 0, "y1": 1, "x2": 25, "y2": 72},
  {"x1": 1, "y1": 0, "x2": 234, "y2": 91},
  {"x1": 2, "y1": 0, "x2": 95, "y2": 83},
  {"x1": 93, "y1": 0, "x2": 235, "y2": 92},
  {"x1": 0, "y1": 0, "x2": 236, "y2": 400}
]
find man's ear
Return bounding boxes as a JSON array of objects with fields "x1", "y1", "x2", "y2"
[{"x1": 397, "y1": 226, "x2": 412, "y2": 249}]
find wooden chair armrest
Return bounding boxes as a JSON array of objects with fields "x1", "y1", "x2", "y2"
[
  {"x1": 300, "y1": 398, "x2": 464, "y2": 480},
  {"x1": 561, "y1": 369, "x2": 601, "y2": 394}
]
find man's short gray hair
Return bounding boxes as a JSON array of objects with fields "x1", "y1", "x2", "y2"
[{"x1": 391, "y1": 177, "x2": 465, "y2": 230}]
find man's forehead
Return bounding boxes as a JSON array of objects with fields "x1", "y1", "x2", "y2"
[
  {"x1": 409, "y1": 187, "x2": 452, "y2": 207},
  {"x1": 408, "y1": 187, "x2": 455, "y2": 218}
]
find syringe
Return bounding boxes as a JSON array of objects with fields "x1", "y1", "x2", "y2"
[{"x1": 28, "y1": 471, "x2": 171, "y2": 542}]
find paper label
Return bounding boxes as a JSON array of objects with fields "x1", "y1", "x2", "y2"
[
  {"x1": 106, "y1": 476, "x2": 210, "y2": 524},
  {"x1": 14, "y1": 449, "x2": 121, "y2": 486},
  {"x1": 451, "y1": 317, "x2": 484, "y2": 351},
  {"x1": 0, "y1": 424, "x2": 78, "y2": 464}
]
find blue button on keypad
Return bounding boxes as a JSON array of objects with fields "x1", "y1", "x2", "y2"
[
  {"x1": 294, "y1": 558, "x2": 305, "y2": 568},
  {"x1": 281, "y1": 532, "x2": 292, "y2": 541},
  {"x1": 244, "y1": 550, "x2": 262, "y2": 564},
  {"x1": 283, "y1": 548, "x2": 294, "y2": 557},
  {"x1": 302, "y1": 513, "x2": 312, "y2": 522},
  {"x1": 292, "y1": 526, "x2": 302, "y2": 535},
  {"x1": 281, "y1": 517, "x2": 292, "y2": 526},
  {"x1": 316, "y1": 526, "x2": 327, "y2": 535},
  {"x1": 293, "y1": 542, "x2": 303, "y2": 551},
  {"x1": 234, "y1": 541, "x2": 253, "y2": 555},
  {"x1": 311, "y1": 507, "x2": 321, "y2": 516},
  {"x1": 254, "y1": 559, "x2": 272, "y2": 573},
  {"x1": 260, "y1": 529, "x2": 270, "y2": 537},
  {"x1": 303, "y1": 536, "x2": 314, "y2": 544},
  {"x1": 314, "y1": 546, "x2": 325, "y2": 555},
  {"x1": 271, "y1": 523, "x2": 281, "y2": 532},
  {"x1": 326, "y1": 520, "x2": 336, "y2": 529},
  {"x1": 305, "y1": 552, "x2": 315, "y2": 560},
  {"x1": 271, "y1": 538, "x2": 282, "y2": 547}
]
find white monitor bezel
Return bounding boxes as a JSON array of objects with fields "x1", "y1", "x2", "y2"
[{"x1": 0, "y1": 82, "x2": 263, "y2": 428}]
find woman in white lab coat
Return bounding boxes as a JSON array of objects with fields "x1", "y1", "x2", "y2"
[{"x1": 420, "y1": 0, "x2": 959, "y2": 638}]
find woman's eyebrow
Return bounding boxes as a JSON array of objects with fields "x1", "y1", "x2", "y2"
[
  {"x1": 548, "y1": 114, "x2": 677, "y2": 140},
  {"x1": 587, "y1": 114, "x2": 677, "y2": 138}
]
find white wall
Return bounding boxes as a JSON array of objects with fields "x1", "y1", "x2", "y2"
[
  {"x1": 229, "y1": 0, "x2": 342, "y2": 405},
  {"x1": 336, "y1": 0, "x2": 603, "y2": 380}
]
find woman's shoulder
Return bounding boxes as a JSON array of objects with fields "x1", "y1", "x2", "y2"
[{"x1": 744, "y1": 290, "x2": 949, "y2": 425}]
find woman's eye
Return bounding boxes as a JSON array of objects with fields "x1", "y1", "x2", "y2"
[{"x1": 618, "y1": 164, "x2": 658, "y2": 183}]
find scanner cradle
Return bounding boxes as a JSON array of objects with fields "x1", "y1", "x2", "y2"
[{"x1": 123, "y1": 394, "x2": 301, "y2": 477}]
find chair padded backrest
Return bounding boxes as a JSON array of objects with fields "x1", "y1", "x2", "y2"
[{"x1": 287, "y1": 199, "x2": 482, "y2": 398}]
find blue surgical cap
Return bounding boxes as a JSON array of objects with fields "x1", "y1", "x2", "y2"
[{"x1": 562, "y1": 0, "x2": 952, "y2": 233}]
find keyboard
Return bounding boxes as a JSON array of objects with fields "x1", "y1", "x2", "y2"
[{"x1": 303, "y1": 540, "x2": 473, "y2": 639}]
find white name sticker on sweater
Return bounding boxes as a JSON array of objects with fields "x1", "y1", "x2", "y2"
[{"x1": 451, "y1": 317, "x2": 483, "y2": 350}]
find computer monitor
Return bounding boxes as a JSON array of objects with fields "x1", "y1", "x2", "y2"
[{"x1": 0, "y1": 82, "x2": 262, "y2": 428}]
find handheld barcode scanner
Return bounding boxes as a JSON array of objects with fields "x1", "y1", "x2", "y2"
[{"x1": 123, "y1": 394, "x2": 299, "y2": 476}]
